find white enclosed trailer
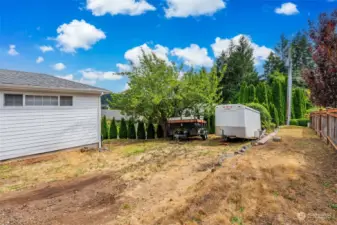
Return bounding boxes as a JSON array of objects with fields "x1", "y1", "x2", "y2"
[{"x1": 215, "y1": 104, "x2": 261, "y2": 139}]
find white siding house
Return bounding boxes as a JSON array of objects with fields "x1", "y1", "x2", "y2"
[{"x1": 0, "y1": 69, "x2": 110, "y2": 160}]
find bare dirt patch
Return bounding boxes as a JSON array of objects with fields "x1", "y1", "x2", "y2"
[{"x1": 0, "y1": 128, "x2": 336, "y2": 225}]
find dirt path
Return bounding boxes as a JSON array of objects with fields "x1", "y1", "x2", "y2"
[{"x1": 0, "y1": 127, "x2": 336, "y2": 225}]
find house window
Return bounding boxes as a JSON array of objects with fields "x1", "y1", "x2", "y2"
[
  {"x1": 26, "y1": 95, "x2": 58, "y2": 106},
  {"x1": 60, "y1": 96, "x2": 73, "y2": 106},
  {"x1": 4, "y1": 94, "x2": 23, "y2": 106}
]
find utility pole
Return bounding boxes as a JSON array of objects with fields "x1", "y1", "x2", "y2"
[{"x1": 286, "y1": 47, "x2": 293, "y2": 126}]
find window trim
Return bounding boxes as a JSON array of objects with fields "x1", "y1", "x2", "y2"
[
  {"x1": 25, "y1": 95, "x2": 59, "y2": 106},
  {"x1": 60, "y1": 96, "x2": 73, "y2": 107},
  {"x1": 4, "y1": 94, "x2": 24, "y2": 107}
]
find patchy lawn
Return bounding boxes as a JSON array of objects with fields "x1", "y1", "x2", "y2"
[{"x1": 0, "y1": 127, "x2": 336, "y2": 225}]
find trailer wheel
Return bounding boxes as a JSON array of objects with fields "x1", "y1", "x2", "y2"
[{"x1": 201, "y1": 134, "x2": 208, "y2": 140}]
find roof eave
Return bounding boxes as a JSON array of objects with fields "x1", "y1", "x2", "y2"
[{"x1": 0, "y1": 84, "x2": 111, "y2": 95}]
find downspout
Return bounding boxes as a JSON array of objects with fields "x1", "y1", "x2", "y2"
[{"x1": 98, "y1": 92, "x2": 103, "y2": 149}]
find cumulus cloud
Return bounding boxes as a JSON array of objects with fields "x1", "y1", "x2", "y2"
[
  {"x1": 8, "y1": 45, "x2": 19, "y2": 56},
  {"x1": 40, "y1": 45, "x2": 54, "y2": 53},
  {"x1": 117, "y1": 63, "x2": 132, "y2": 72},
  {"x1": 164, "y1": 0, "x2": 226, "y2": 18},
  {"x1": 36, "y1": 56, "x2": 44, "y2": 64},
  {"x1": 124, "y1": 43, "x2": 170, "y2": 66},
  {"x1": 171, "y1": 44, "x2": 213, "y2": 67},
  {"x1": 57, "y1": 74, "x2": 97, "y2": 85},
  {"x1": 275, "y1": 2, "x2": 299, "y2": 15},
  {"x1": 211, "y1": 34, "x2": 273, "y2": 65},
  {"x1": 53, "y1": 63, "x2": 66, "y2": 71},
  {"x1": 80, "y1": 68, "x2": 123, "y2": 81},
  {"x1": 124, "y1": 83, "x2": 130, "y2": 91},
  {"x1": 54, "y1": 19, "x2": 106, "y2": 53},
  {"x1": 86, "y1": 0, "x2": 156, "y2": 16}
]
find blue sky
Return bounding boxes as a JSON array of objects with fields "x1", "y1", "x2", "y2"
[{"x1": 0, "y1": 0, "x2": 336, "y2": 92}]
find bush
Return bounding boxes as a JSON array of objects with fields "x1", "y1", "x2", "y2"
[
  {"x1": 137, "y1": 121, "x2": 146, "y2": 139},
  {"x1": 269, "y1": 104, "x2": 279, "y2": 127},
  {"x1": 157, "y1": 124, "x2": 164, "y2": 138},
  {"x1": 206, "y1": 114, "x2": 215, "y2": 134},
  {"x1": 297, "y1": 118, "x2": 309, "y2": 127},
  {"x1": 246, "y1": 103, "x2": 272, "y2": 130},
  {"x1": 109, "y1": 117, "x2": 118, "y2": 139},
  {"x1": 101, "y1": 115, "x2": 108, "y2": 140},
  {"x1": 128, "y1": 119, "x2": 136, "y2": 139},
  {"x1": 147, "y1": 122, "x2": 155, "y2": 139},
  {"x1": 119, "y1": 118, "x2": 128, "y2": 139},
  {"x1": 290, "y1": 119, "x2": 299, "y2": 126}
]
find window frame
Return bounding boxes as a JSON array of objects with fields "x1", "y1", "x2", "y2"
[
  {"x1": 60, "y1": 96, "x2": 73, "y2": 107},
  {"x1": 25, "y1": 95, "x2": 59, "y2": 106},
  {"x1": 4, "y1": 94, "x2": 24, "y2": 107}
]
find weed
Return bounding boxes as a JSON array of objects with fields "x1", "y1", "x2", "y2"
[
  {"x1": 239, "y1": 207, "x2": 245, "y2": 212},
  {"x1": 124, "y1": 147, "x2": 146, "y2": 156},
  {"x1": 0, "y1": 165, "x2": 12, "y2": 173},
  {"x1": 122, "y1": 204, "x2": 130, "y2": 210},
  {"x1": 273, "y1": 191, "x2": 279, "y2": 197},
  {"x1": 231, "y1": 216, "x2": 243, "y2": 225},
  {"x1": 329, "y1": 203, "x2": 337, "y2": 210},
  {"x1": 323, "y1": 182, "x2": 331, "y2": 188}
]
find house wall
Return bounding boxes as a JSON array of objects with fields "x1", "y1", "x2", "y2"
[{"x1": 0, "y1": 91, "x2": 101, "y2": 160}]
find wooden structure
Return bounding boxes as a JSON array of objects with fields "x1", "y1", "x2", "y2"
[{"x1": 310, "y1": 109, "x2": 337, "y2": 150}]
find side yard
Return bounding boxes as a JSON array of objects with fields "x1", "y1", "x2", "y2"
[{"x1": 0, "y1": 127, "x2": 336, "y2": 225}]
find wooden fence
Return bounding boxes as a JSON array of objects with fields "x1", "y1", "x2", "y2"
[{"x1": 310, "y1": 109, "x2": 337, "y2": 150}]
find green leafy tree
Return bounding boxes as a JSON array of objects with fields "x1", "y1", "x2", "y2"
[
  {"x1": 101, "y1": 115, "x2": 108, "y2": 140},
  {"x1": 272, "y1": 79, "x2": 285, "y2": 125},
  {"x1": 147, "y1": 121, "x2": 155, "y2": 139},
  {"x1": 256, "y1": 82, "x2": 269, "y2": 106},
  {"x1": 109, "y1": 117, "x2": 118, "y2": 139},
  {"x1": 157, "y1": 124, "x2": 164, "y2": 138},
  {"x1": 119, "y1": 118, "x2": 128, "y2": 139},
  {"x1": 137, "y1": 121, "x2": 146, "y2": 140},
  {"x1": 247, "y1": 84, "x2": 256, "y2": 103},
  {"x1": 128, "y1": 119, "x2": 136, "y2": 139}
]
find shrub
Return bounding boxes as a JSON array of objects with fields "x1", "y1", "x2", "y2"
[
  {"x1": 128, "y1": 119, "x2": 136, "y2": 139},
  {"x1": 147, "y1": 122, "x2": 155, "y2": 139},
  {"x1": 246, "y1": 103, "x2": 272, "y2": 130},
  {"x1": 297, "y1": 119, "x2": 309, "y2": 127},
  {"x1": 157, "y1": 124, "x2": 164, "y2": 138},
  {"x1": 270, "y1": 104, "x2": 279, "y2": 127},
  {"x1": 207, "y1": 114, "x2": 215, "y2": 134},
  {"x1": 290, "y1": 119, "x2": 299, "y2": 126},
  {"x1": 137, "y1": 121, "x2": 146, "y2": 139},
  {"x1": 119, "y1": 118, "x2": 128, "y2": 139},
  {"x1": 109, "y1": 118, "x2": 118, "y2": 139},
  {"x1": 101, "y1": 115, "x2": 108, "y2": 140}
]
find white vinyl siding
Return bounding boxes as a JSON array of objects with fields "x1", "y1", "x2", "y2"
[{"x1": 0, "y1": 92, "x2": 100, "y2": 160}]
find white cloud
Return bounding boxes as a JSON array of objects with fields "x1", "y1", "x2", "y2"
[
  {"x1": 80, "y1": 68, "x2": 123, "y2": 81},
  {"x1": 124, "y1": 44, "x2": 170, "y2": 66},
  {"x1": 86, "y1": 0, "x2": 156, "y2": 16},
  {"x1": 117, "y1": 63, "x2": 132, "y2": 72},
  {"x1": 40, "y1": 45, "x2": 54, "y2": 53},
  {"x1": 36, "y1": 56, "x2": 44, "y2": 64},
  {"x1": 171, "y1": 44, "x2": 213, "y2": 67},
  {"x1": 54, "y1": 19, "x2": 106, "y2": 53},
  {"x1": 53, "y1": 63, "x2": 66, "y2": 71},
  {"x1": 211, "y1": 34, "x2": 273, "y2": 65},
  {"x1": 57, "y1": 74, "x2": 97, "y2": 85},
  {"x1": 275, "y1": 2, "x2": 299, "y2": 15},
  {"x1": 8, "y1": 45, "x2": 19, "y2": 56},
  {"x1": 164, "y1": 0, "x2": 226, "y2": 18},
  {"x1": 124, "y1": 83, "x2": 130, "y2": 91}
]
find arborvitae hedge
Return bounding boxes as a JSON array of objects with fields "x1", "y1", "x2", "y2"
[
  {"x1": 137, "y1": 121, "x2": 146, "y2": 139},
  {"x1": 147, "y1": 122, "x2": 155, "y2": 139},
  {"x1": 293, "y1": 88, "x2": 306, "y2": 119},
  {"x1": 256, "y1": 82, "x2": 269, "y2": 106},
  {"x1": 109, "y1": 117, "x2": 118, "y2": 139},
  {"x1": 101, "y1": 115, "x2": 108, "y2": 140},
  {"x1": 270, "y1": 104, "x2": 279, "y2": 127},
  {"x1": 157, "y1": 124, "x2": 164, "y2": 138},
  {"x1": 119, "y1": 118, "x2": 128, "y2": 139},
  {"x1": 246, "y1": 103, "x2": 272, "y2": 130},
  {"x1": 247, "y1": 84, "x2": 256, "y2": 103},
  {"x1": 239, "y1": 82, "x2": 247, "y2": 103},
  {"x1": 272, "y1": 80, "x2": 285, "y2": 125},
  {"x1": 128, "y1": 119, "x2": 137, "y2": 139}
]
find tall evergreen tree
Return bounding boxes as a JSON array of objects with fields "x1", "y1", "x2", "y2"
[
  {"x1": 101, "y1": 115, "x2": 108, "y2": 140},
  {"x1": 275, "y1": 34, "x2": 289, "y2": 63},
  {"x1": 269, "y1": 104, "x2": 280, "y2": 127},
  {"x1": 128, "y1": 119, "x2": 136, "y2": 139},
  {"x1": 109, "y1": 117, "x2": 118, "y2": 139},
  {"x1": 293, "y1": 88, "x2": 306, "y2": 119},
  {"x1": 272, "y1": 80, "x2": 285, "y2": 125},
  {"x1": 263, "y1": 52, "x2": 287, "y2": 78},
  {"x1": 239, "y1": 82, "x2": 248, "y2": 103},
  {"x1": 137, "y1": 121, "x2": 146, "y2": 140},
  {"x1": 256, "y1": 82, "x2": 269, "y2": 106},
  {"x1": 147, "y1": 121, "x2": 155, "y2": 139},
  {"x1": 119, "y1": 118, "x2": 128, "y2": 139},
  {"x1": 247, "y1": 84, "x2": 256, "y2": 103}
]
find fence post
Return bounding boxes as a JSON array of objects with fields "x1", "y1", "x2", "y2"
[{"x1": 327, "y1": 111, "x2": 330, "y2": 145}]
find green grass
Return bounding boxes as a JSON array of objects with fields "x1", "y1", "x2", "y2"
[
  {"x1": 329, "y1": 203, "x2": 337, "y2": 210},
  {"x1": 231, "y1": 216, "x2": 243, "y2": 225}
]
